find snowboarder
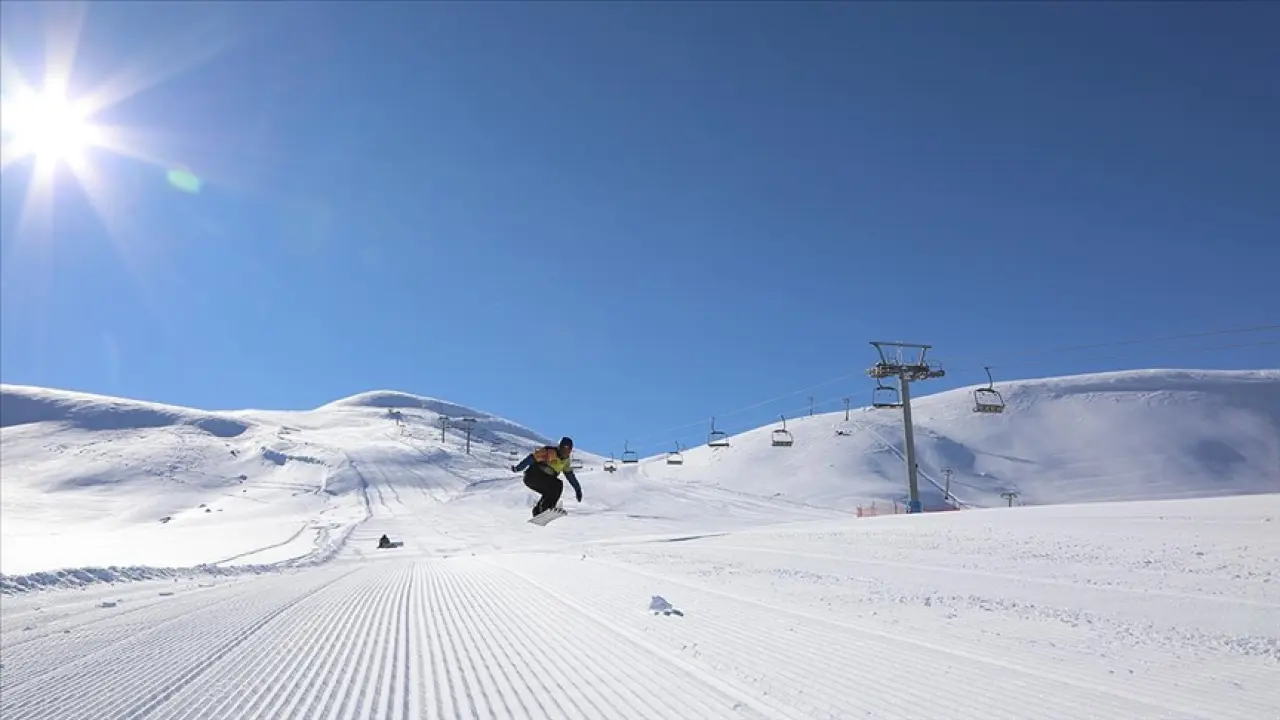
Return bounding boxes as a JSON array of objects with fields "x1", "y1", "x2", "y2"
[{"x1": 513, "y1": 436, "x2": 583, "y2": 517}]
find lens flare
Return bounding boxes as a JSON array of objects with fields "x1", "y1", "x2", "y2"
[{"x1": 166, "y1": 168, "x2": 202, "y2": 194}]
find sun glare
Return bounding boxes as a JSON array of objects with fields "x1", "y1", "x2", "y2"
[
  {"x1": 2, "y1": 0, "x2": 239, "y2": 269},
  {"x1": 2, "y1": 84, "x2": 100, "y2": 168}
]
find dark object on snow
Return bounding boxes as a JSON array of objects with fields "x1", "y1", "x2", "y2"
[{"x1": 377, "y1": 534, "x2": 402, "y2": 549}]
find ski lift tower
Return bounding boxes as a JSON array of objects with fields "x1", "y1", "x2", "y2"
[
  {"x1": 867, "y1": 341, "x2": 946, "y2": 514},
  {"x1": 459, "y1": 418, "x2": 477, "y2": 454}
]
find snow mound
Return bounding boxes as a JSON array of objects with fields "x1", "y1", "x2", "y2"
[
  {"x1": 648, "y1": 595, "x2": 685, "y2": 616},
  {"x1": 316, "y1": 389, "x2": 561, "y2": 452},
  {"x1": 0, "y1": 384, "x2": 251, "y2": 438},
  {"x1": 318, "y1": 389, "x2": 481, "y2": 414}
]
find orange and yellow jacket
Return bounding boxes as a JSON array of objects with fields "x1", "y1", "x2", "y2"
[{"x1": 514, "y1": 446, "x2": 582, "y2": 495}]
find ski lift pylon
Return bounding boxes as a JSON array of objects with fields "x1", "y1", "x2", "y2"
[
  {"x1": 973, "y1": 366, "x2": 1006, "y2": 414},
  {"x1": 666, "y1": 441, "x2": 684, "y2": 465},
  {"x1": 708, "y1": 417, "x2": 729, "y2": 447},
  {"x1": 621, "y1": 440, "x2": 639, "y2": 464},
  {"x1": 771, "y1": 414, "x2": 794, "y2": 447},
  {"x1": 872, "y1": 380, "x2": 902, "y2": 409}
]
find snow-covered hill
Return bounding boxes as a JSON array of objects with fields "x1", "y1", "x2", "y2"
[
  {"x1": 0, "y1": 382, "x2": 846, "y2": 582},
  {"x1": 0, "y1": 384, "x2": 576, "y2": 578},
  {"x1": 637, "y1": 369, "x2": 1280, "y2": 510}
]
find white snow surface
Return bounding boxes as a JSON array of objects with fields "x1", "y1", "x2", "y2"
[{"x1": 1, "y1": 369, "x2": 1278, "y2": 719}]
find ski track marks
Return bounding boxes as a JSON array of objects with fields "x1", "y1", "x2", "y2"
[
  {"x1": 486, "y1": 551, "x2": 1274, "y2": 720},
  {"x1": 1, "y1": 559, "x2": 765, "y2": 720}
]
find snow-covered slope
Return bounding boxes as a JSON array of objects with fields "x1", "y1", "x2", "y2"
[
  {"x1": 0, "y1": 383, "x2": 843, "y2": 582},
  {"x1": 0, "y1": 384, "x2": 575, "y2": 578},
  {"x1": 637, "y1": 369, "x2": 1280, "y2": 510},
  {"x1": 3, "y1": 368, "x2": 1277, "y2": 581},
  {"x1": 2, "y1": 373, "x2": 1277, "y2": 719},
  {"x1": 3, "y1": 494, "x2": 1276, "y2": 719}
]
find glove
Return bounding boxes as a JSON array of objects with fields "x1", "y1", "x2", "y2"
[{"x1": 510, "y1": 465, "x2": 518, "y2": 473}]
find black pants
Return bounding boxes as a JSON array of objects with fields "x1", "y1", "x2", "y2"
[{"x1": 523, "y1": 467, "x2": 563, "y2": 515}]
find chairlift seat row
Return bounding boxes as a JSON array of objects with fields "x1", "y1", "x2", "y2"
[
  {"x1": 972, "y1": 366, "x2": 1006, "y2": 413},
  {"x1": 872, "y1": 381, "x2": 901, "y2": 409},
  {"x1": 771, "y1": 414, "x2": 794, "y2": 447},
  {"x1": 973, "y1": 388, "x2": 1005, "y2": 413},
  {"x1": 667, "y1": 442, "x2": 685, "y2": 465},
  {"x1": 707, "y1": 417, "x2": 730, "y2": 447}
]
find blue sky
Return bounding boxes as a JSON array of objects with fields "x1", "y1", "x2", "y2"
[{"x1": 2, "y1": 1, "x2": 1277, "y2": 456}]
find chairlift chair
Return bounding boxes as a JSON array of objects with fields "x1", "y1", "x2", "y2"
[
  {"x1": 872, "y1": 381, "x2": 902, "y2": 409},
  {"x1": 570, "y1": 457, "x2": 584, "y2": 470},
  {"x1": 771, "y1": 414, "x2": 794, "y2": 447},
  {"x1": 707, "y1": 417, "x2": 730, "y2": 448},
  {"x1": 621, "y1": 441, "x2": 639, "y2": 464},
  {"x1": 666, "y1": 442, "x2": 684, "y2": 465},
  {"x1": 604, "y1": 454, "x2": 618, "y2": 472},
  {"x1": 973, "y1": 366, "x2": 1006, "y2": 414}
]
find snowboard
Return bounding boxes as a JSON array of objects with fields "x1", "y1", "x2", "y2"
[{"x1": 528, "y1": 506, "x2": 567, "y2": 526}]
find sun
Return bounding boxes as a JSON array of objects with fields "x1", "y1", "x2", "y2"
[{"x1": 1, "y1": 82, "x2": 101, "y2": 170}]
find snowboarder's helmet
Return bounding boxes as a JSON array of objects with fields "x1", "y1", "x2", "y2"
[{"x1": 559, "y1": 436, "x2": 574, "y2": 450}]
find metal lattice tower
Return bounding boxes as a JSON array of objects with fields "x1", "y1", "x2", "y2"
[{"x1": 867, "y1": 341, "x2": 946, "y2": 514}]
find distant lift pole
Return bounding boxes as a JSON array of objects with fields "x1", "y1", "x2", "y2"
[
  {"x1": 460, "y1": 418, "x2": 477, "y2": 455},
  {"x1": 867, "y1": 341, "x2": 946, "y2": 514}
]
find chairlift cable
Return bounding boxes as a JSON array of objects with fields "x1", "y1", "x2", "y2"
[{"x1": 608, "y1": 326, "x2": 1277, "y2": 456}]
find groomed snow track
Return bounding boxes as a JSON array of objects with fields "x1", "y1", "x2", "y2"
[
  {"x1": 4, "y1": 520, "x2": 1277, "y2": 720},
  {"x1": 2, "y1": 559, "x2": 776, "y2": 720}
]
